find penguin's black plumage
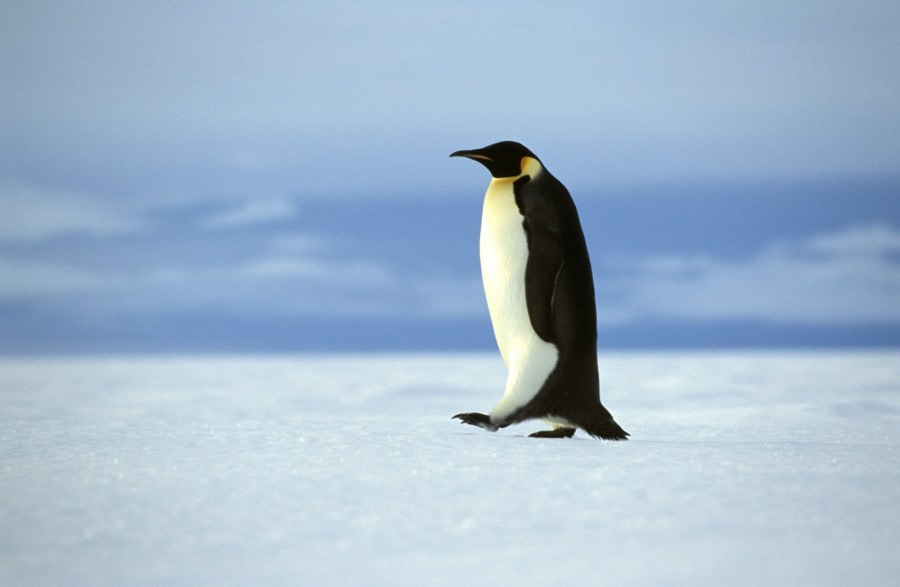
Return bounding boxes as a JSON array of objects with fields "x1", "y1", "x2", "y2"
[{"x1": 450, "y1": 141, "x2": 628, "y2": 440}]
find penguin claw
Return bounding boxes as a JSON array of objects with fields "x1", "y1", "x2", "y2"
[{"x1": 452, "y1": 412, "x2": 499, "y2": 432}]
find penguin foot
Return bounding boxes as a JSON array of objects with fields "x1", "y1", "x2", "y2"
[
  {"x1": 583, "y1": 418, "x2": 630, "y2": 441},
  {"x1": 529, "y1": 427, "x2": 576, "y2": 439},
  {"x1": 452, "y1": 412, "x2": 499, "y2": 432}
]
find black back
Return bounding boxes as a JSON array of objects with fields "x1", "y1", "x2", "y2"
[{"x1": 509, "y1": 167, "x2": 605, "y2": 420}]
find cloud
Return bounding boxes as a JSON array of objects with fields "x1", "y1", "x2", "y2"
[
  {"x1": 0, "y1": 229, "x2": 482, "y2": 324},
  {"x1": 410, "y1": 275, "x2": 485, "y2": 317},
  {"x1": 0, "y1": 258, "x2": 104, "y2": 297},
  {"x1": 133, "y1": 255, "x2": 481, "y2": 320},
  {"x1": 805, "y1": 224, "x2": 900, "y2": 257},
  {"x1": 601, "y1": 224, "x2": 900, "y2": 325},
  {"x1": 0, "y1": 182, "x2": 144, "y2": 242},
  {"x1": 202, "y1": 196, "x2": 297, "y2": 228},
  {"x1": 3, "y1": 202, "x2": 896, "y2": 347}
]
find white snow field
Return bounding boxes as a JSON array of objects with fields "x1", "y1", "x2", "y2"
[{"x1": 1, "y1": 351, "x2": 898, "y2": 586}]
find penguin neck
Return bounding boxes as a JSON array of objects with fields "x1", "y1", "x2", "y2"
[
  {"x1": 486, "y1": 156, "x2": 543, "y2": 189},
  {"x1": 486, "y1": 177, "x2": 516, "y2": 196}
]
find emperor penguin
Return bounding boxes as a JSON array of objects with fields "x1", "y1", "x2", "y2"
[{"x1": 450, "y1": 141, "x2": 628, "y2": 440}]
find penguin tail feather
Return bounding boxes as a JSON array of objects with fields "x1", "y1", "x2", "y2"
[{"x1": 583, "y1": 418, "x2": 629, "y2": 441}]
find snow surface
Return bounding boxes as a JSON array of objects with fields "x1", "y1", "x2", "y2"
[{"x1": 1, "y1": 351, "x2": 898, "y2": 586}]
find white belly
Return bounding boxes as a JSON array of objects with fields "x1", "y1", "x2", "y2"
[{"x1": 480, "y1": 178, "x2": 558, "y2": 421}]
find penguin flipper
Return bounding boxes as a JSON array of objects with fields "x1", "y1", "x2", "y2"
[
  {"x1": 452, "y1": 412, "x2": 499, "y2": 432},
  {"x1": 523, "y1": 226, "x2": 563, "y2": 343},
  {"x1": 515, "y1": 175, "x2": 565, "y2": 343}
]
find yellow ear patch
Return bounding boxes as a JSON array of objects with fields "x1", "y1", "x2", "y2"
[{"x1": 520, "y1": 156, "x2": 542, "y2": 178}]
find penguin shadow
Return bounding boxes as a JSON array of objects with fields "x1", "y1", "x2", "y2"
[{"x1": 451, "y1": 416, "x2": 592, "y2": 441}]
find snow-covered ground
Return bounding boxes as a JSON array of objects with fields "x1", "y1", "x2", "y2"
[{"x1": 2, "y1": 351, "x2": 898, "y2": 586}]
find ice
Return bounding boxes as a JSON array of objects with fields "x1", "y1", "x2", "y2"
[{"x1": 1, "y1": 351, "x2": 898, "y2": 585}]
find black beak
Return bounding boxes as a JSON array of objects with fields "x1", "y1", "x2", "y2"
[{"x1": 450, "y1": 149, "x2": 492, "y2": 161}]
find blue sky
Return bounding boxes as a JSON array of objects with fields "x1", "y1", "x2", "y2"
[{"x1": 2, "y1": 1, "x2": 899, "y2": 353}]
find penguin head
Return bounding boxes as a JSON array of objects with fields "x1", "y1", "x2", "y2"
[{"x1": 450, "y1": 141, "x2": 542, "y2": 179}]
